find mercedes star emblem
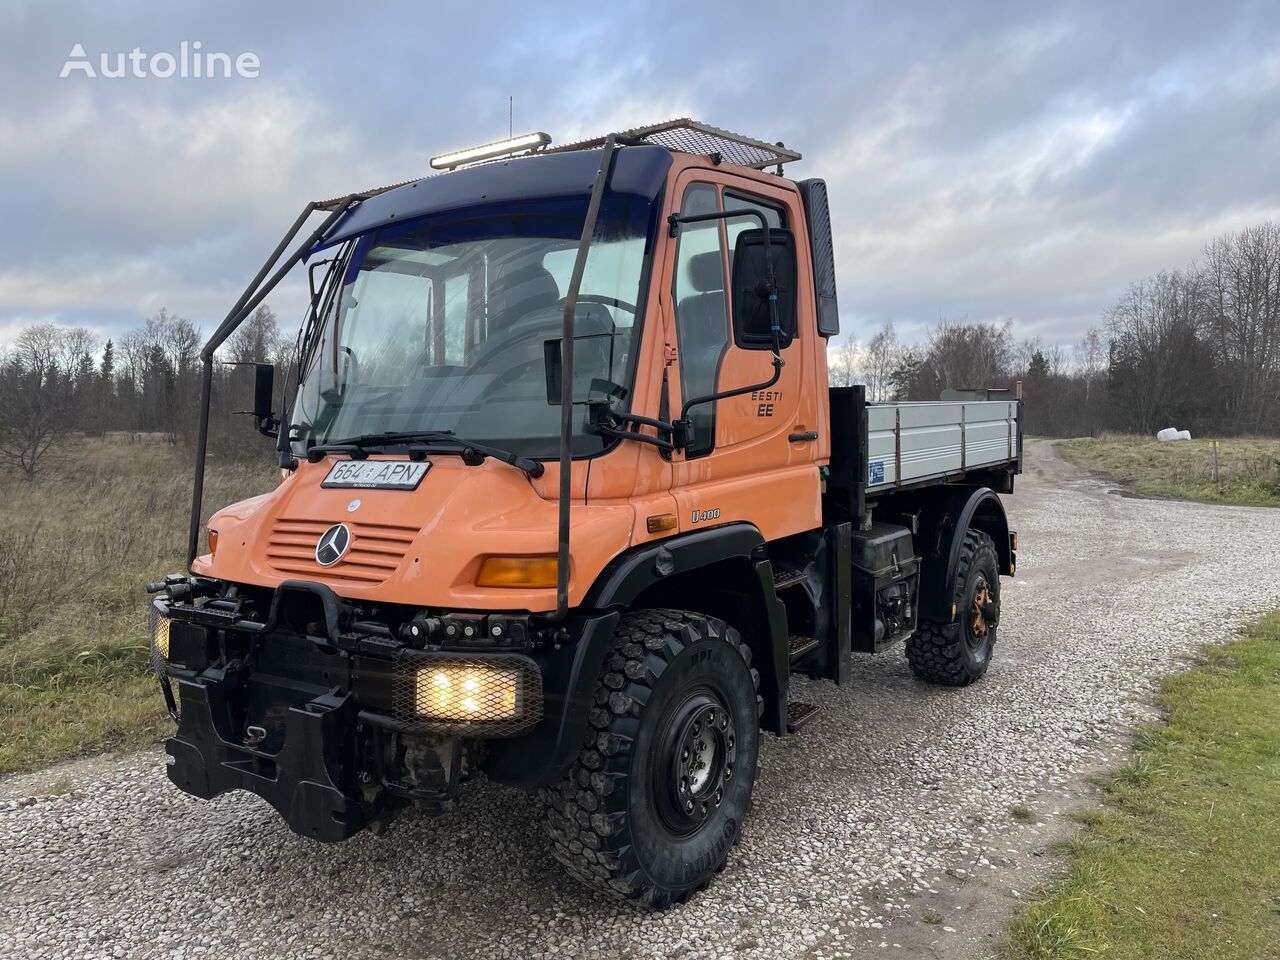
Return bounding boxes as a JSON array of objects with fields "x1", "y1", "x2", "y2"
[{"x1": 315, "y1": 523, "x2": 351, "y2": 567}]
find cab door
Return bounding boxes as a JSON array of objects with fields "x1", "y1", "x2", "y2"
[{"x1": 666, "y1": 169, "x2": 823, "y2": 542}]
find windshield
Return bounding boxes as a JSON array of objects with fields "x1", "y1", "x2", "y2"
[{"x1": 290, "y1": 193, "x2": 658, "y2": 458}]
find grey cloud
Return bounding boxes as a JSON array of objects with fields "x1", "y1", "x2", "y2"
[{"x1": 1, "y1": 0, "x2": 1278, "y2": 349}]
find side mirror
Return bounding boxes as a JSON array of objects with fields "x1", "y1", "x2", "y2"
[
  {"x1": 730, "y1": 228, "x2": 797, "y2": 350},
  {"x1": 252, "y1": 362, "x2": 277, "y2": 437}
]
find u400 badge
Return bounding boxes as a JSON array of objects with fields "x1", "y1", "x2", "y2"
[{"x1": 691, "y1": 507, "x2": 721, "y2": 524}]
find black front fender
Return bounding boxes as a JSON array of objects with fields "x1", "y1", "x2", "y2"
[
  {"x1": 916, "y1": 486, "x2": 1011, "y2": 622},
  {"x1": 585, "y1": 523, "x2": 790, "y2": 735}
]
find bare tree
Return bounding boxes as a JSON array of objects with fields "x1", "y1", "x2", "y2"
[
  {"x1": 860, "y1": 320, "x2": 900, "y2": 402},
  {"x1": 827, "y1": 337, "x2": 859, "y2": 387},
  {"x1": 1106, "y1": 270, "x2": 1210, "y2": 434},
  {"x1": 1076, "y1": 327, "x2": 1106, "y2": 401},
  {"x1": 1013, "y1": 336, "x2": 1041, "y2": 379},
  {"x1": 925, "y1": 319, "x2": 1014, "y2": 393},
  {"x1": 226, "y1": 305, "x2": 282, "y2": 364},
  {"x1": 0, "y1": 325, "x2": 81, "y2": 478},
  {"x1": 1201, "y1": 223, "x2": 1280, "y2": 433}
]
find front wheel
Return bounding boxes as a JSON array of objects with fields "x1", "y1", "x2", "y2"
[
  {"x1": 906, "y1": 529, "x2": 1001, "y2": 686},
  {"x1": 539, "y1": 609, "x2": 761, "y2": 908}
]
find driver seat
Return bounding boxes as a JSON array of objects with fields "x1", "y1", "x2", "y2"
[{"x1": 487, "y1": 261, "x2": 560, "y2": 335}]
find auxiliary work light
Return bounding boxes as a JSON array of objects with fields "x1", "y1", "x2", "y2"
[
  {"x1": 414, "y1": 663, "x2": 521, "y2": 722},
  {"x1": 150, "y1": 610, "x2": 172, "y2": 663},
  {"x1": 429, "y1": 132, "x2": 552, "y2": 170}
]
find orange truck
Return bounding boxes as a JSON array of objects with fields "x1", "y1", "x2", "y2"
[{"x1": 148, "y1": 120, "x2": 1020, "y2": 907}]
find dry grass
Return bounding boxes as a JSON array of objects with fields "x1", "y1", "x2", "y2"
[
  {"x1": 0, "y1": 436, "x2": 274, "y2": 773},
  {"x1": 1057, "y1": 434, "x2": 1280, "y2": 507}
]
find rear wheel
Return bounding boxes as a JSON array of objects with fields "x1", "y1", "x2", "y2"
[
  {"x1": 906, "y1": 529, "x2": 1001, "y2": 686},
  {"x1": 539, "y1": 609, "x2": 760, "y2": 908}
]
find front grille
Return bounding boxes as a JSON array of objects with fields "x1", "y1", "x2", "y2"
[
  {"x1": 265, "y1": 518, "x2": 419, "y2": 585},
  {"x1": 392, "y1": 651, "x2": 543, "y2": 736}
]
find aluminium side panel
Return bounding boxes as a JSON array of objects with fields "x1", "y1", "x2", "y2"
[
  {"x1": 864, "y1": 400, "x2": 1018, "y2": 492},
  {"x1": 963, "y1": 401, "x2": 1017, "y2": 469}
]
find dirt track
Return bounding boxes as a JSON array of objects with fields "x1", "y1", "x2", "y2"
[{"x1": 4, "y1": 440, "x2": 1279, "y2": 959}]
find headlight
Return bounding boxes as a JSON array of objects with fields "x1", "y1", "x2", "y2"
[{"x1": 414, "y1": 663, "x2": 520, "y2": 722}]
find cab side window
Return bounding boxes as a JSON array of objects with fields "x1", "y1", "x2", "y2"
[{"x1": 673, "y1": 184, "x2": 728, "y2": 458}]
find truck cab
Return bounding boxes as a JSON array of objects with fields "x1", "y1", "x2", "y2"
[{"x1": 150, "y1": 121, "x2": 1019, "y2": 908}]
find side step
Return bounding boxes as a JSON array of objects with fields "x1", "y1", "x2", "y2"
[
  {"x1": 786, "y1": 701, "x2": 821, "y2": 732},
  {"x1": 788, "y1": 635, "x2": 818, "y2": 662},
  {"x1": 773, "y1": 569, "x2": 808, "y2": 591}
]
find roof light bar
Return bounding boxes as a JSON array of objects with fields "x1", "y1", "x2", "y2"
[{"x1": 429, "y1": 131, "x2": 552, "y2": 170}]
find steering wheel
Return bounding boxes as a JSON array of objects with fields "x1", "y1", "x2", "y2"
[
  {"x1": 556, "y1": 293, "x2": 638, "y2": 316},
  {"x1": 467, "y1": 307, "x2": 621, "y2": 407}
]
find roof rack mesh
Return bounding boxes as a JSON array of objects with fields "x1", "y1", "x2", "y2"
[
  {"x1": 315, "y1": 119, "x2": 802, "y2": 210},
  {"x1": 548, "y1": 119, "x2": 801, "y2": 170}
]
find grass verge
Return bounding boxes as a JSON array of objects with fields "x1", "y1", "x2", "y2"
[
  {"x1": 1057, "y1": 434, "x2": 1280, "y2": 507},
  {"x1": 1005, "y1": 611, "x2": 1280, "y2": 960},
  {"x1": 0, "y1": 437, "x2": 273, "y2": 775}
]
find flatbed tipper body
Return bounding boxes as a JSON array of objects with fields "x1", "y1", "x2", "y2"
[
  {"x1": 149, "y1": 120, "x2": 1020, "y2": 909},
  {"x1": 866, "y1": 399, "x2": 1020, "y2": 491}
]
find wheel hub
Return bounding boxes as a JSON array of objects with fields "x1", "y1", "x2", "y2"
[
  {"x1": 968, "y1": 576, "x2": 997, "y2": 643},
  {"x1": 658, "y1": 691, "x2": 736, "y2": 835}
]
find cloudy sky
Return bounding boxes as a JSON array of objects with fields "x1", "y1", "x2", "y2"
[{"x1": 1, "y1": 0, "x2": 1277, "y2": 352}]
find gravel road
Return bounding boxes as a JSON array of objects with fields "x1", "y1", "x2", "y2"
[{"x1": 4, "y1": 440, "x2": 1279, "y2": 960}]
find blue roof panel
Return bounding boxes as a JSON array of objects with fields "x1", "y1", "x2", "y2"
[{"x1": 316, "y1": 145, "x2": 673, "y2": 250}]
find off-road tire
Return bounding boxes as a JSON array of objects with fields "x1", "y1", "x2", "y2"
[
  {"x1": 906, "y1": 529, "x2": 1001, "y2": 686},
  {"x1": 538, "y1": 609, "x2": 761, "y2": 908}
]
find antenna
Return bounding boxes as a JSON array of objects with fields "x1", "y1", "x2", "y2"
[{"x1": 509, "y1": 96, "x2": 513, "y2": 138}]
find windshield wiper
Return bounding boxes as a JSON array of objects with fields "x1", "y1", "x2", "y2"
[{"x1": 308, "y1": 431, "x2": 545, "y2": 479}]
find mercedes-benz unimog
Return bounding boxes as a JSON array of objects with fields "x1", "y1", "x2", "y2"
[{"x1": 148, "y1": 120, "x2": 1020, "y2": 907}]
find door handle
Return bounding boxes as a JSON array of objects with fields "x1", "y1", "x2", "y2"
[{"x1": 788, "y1": 430, "x2": 818, "y2": 443}]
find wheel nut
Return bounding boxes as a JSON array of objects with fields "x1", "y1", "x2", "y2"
[
  {"x1": 724, "y1": 764, "x2": 733, "y2": 781},
  {"x1": 681, "y1": 749, "x2": 689, "y2": 762},
  {"x1": 714, "y1": 788, "x2": 723, "y2": 806},
  {"x1": 727, "y1": 735, "x2": 735, "y2": 750},
  {"x1": 700, "y1": 802, "x2": 709, "y2": 816},
  {"x1": 720, "y1": 717, "x2": 728, "y2": 729},
  {"x1": 707, "y1": 710, "x2": 716, "y2": 723},
  {"x1": 685, "y1": 799, "x2": 695, "y2": 812},
  {"x1": 679, "y1": 776, "x2": 688, "y2": 793}
]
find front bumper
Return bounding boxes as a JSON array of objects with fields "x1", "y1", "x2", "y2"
[
  {"x1": 148, "y1": 579, "x2": 617, "y2": 841},
  {"x1": 168, "y1": 679, "x2": 366, "y2": 842},
  {"x1": 154, "y1": 595, "x2": 539, "y2": 842}
]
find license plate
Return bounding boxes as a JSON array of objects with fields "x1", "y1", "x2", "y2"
[{"x1": 321, "y1": 460, "x2": 430, "y2": 490}]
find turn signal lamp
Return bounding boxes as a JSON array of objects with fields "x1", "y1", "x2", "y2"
[
  {"x1": 414, "y1": 664, "x2": 519, "y2": 722},
  {"x1": 477, "y1": 555, "x2": 558, "y2": 588},
  {"x1": 646, "y1": 514, "x2": 678, "y2": 533},
  {"x1": 207, "y1": 528, "x2": 219, "y2": 556},
  {"x1": 429, "y1": 132, "x2": 552, "y2": 170}
]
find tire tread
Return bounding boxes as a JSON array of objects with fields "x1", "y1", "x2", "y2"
[
  {"x1": 538, "y1": 608, "x2": 757, "y2": 907},
  {"x1": 905, "y1": 530, "x2": 1000, "y2": 686}
]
